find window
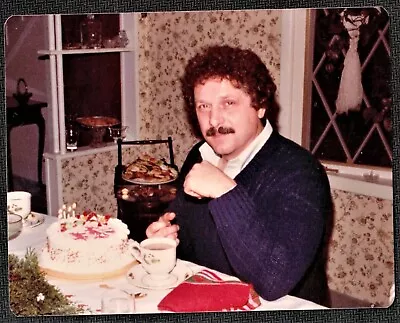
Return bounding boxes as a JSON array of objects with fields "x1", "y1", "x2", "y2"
[
  {"x1": 279, "y1": 8, "x2": 392, "y2": 199},
  {"x1": 307, "y1": 8, "x2": 391, "y2": 169}
]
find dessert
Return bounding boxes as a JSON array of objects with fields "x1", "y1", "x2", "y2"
[
  {"x1": 116, "y1": 185, "x2": 177, "y2": 204},
  {"x1": 122, "y1": 154, "x2": 178, "y2": 184},
  {"x1": 39, "y1": 209, "x2": 136, "y2": 279}
]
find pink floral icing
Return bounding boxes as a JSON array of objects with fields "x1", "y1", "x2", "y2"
[{"x1": 69, "y1": 226, "x2": 115, "y2": 240}]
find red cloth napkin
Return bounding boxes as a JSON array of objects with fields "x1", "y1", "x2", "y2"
[{"x1": 157, "y1": 269, "x2": 261, "y2": 312}]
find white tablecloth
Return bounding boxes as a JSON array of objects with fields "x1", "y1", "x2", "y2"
[{"x1": 8, "y1": 214, "x2": 327, "y2": 314}]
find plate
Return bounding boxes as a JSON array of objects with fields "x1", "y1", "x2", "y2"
[
  {"x1": 40, "y1": 260, "x2": 137, "y2": 282},
  {"x1": 126, "y1": 260, "x2": 192, "y2": 290},
  {"x1": 122, "y1": 154, "x2": 179, "y2": 186},
  {"x1": 121, "y1": 172, "x2": 178, "y2": 185},
  {"x1": 23, "y1": 212, "x2": 45, "y2": 228}
]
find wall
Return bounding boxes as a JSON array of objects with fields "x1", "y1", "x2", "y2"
[
  {"x1": 327, "y1": 189, "x2": 394, "y2": 306},
  {"x1": 5, "y1": 15, "x2": 49, "y2": 183}
]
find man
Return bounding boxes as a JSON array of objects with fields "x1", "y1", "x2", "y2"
[{"x1": 146, "y1": 45, "x2": 333, "y2": 307}]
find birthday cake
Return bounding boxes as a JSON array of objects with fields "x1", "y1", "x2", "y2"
[{"x1": 39, "y1": 208, "x2": 136, "y2": 280}]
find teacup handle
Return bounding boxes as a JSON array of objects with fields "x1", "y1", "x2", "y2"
[{"x1": 130, "y1": 240, "x2": 144, "y2": 263}]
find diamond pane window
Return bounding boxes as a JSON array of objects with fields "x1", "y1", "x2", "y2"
[{"x1": 308, "y1": 8, "x2": 391, "y2": 168}]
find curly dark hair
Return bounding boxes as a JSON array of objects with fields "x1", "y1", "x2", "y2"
[{"x1": 181, "y1": 45, "x2": 280, "y2": 136}]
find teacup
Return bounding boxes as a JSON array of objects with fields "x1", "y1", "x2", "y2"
[
  {"x1": 131, "y1": 237, "x2": 177, "y2": 281},
  {"x1": 7, "y1": 191, "x2": 31, "y2": 220}
]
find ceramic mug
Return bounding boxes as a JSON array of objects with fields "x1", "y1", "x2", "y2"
[
  {"x1": 131, "y1": 237, "x2": 177, "y2": 280},
  {"x1": 7, "y1": 191, "x2": 31, "y2": 220}
]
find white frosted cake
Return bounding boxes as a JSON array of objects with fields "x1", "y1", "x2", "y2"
[{"x1": 39, "y1": 211, "x2": 136, "y2": 279}]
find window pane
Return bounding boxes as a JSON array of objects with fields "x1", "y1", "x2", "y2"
[
  {"x1": 63, "y1": 53, "x2": 121, "y2": 146},
  {"x1": 313, "y1": 126, "x2": 348, "y2": 162},
  {"x1": 355, "y1": 131, "x2": 391, "y2": 167}
]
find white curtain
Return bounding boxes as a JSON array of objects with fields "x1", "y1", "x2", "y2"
[{"x1": 335, "y1": 13, "x2": 366, "y2": 114}]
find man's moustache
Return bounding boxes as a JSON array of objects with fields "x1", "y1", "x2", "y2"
[{"x1": 206, "y1": 126, "x2": 235, "y2": 137}]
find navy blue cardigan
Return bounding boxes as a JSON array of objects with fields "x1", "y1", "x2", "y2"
[{"x1": 169, "y1": 131, "x2": 333, "y2": 307}]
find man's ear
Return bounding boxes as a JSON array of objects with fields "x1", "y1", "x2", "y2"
[{"x1": 257, "y1": 108, "x2": 266, "y2": 119}]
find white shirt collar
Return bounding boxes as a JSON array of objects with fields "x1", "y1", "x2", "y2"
[{"x1": 199, "y1": 119, "x2": 273, "y2": 178}]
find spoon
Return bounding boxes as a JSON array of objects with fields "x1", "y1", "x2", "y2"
[
  {"x1": 122, "y1": 289, "x2": 147, "y2": 299},
  {"x1": 99, "y1": 284, "x2": 147, "y2": 299}
]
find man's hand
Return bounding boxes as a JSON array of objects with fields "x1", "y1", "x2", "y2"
[
  {"x1": 183, "y1": 161, "x2": 236, "y2": 199},
  {"x1": 145, "y1": 212, "x2": 179, "y2": 244}
]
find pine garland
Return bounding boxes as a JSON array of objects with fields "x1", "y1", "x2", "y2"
[{"x1": 8, "y1": 249, "x2": 84, "y2": 316}]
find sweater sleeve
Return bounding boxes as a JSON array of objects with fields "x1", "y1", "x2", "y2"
[{"x1": 208, "y1": 161, "x2": 331, "y2": 301}]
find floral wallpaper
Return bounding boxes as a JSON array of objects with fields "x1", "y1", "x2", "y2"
[
  {"x1": 328, "y1": 189, "x2": 394, "y2": 307},
  {"x1": 59, "y1": 10, "x2": 394, "y2": 308}
]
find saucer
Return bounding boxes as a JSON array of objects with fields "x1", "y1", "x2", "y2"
[
  {"x1": 141, "y1": 272, "x2": 178, "y2": 288},
  {"x1": 126, "y1": 260, "x2": 192, "y2": 290},
  {"x1": 23, "y1": 212, "x2": 45, "y2": 228}
]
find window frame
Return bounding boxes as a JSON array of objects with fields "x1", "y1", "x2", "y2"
[{"x1": 279, "y1": 9, "x2": 392, "y2": 200}]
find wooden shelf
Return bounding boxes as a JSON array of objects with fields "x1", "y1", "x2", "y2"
[
  {"x1": 37, "y1": 47, "x2": 134, "y2": 55},
  {"x1": 44, "y1": 142, "x2": 118, "y2": 160}
]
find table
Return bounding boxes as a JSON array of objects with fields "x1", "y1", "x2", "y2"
[
  {"x1": 8, "y1": 215, "x2": 327, "y2": 314},
  {"x1": 7, "y1": 96, "x2": 47, "y2": 190}
]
